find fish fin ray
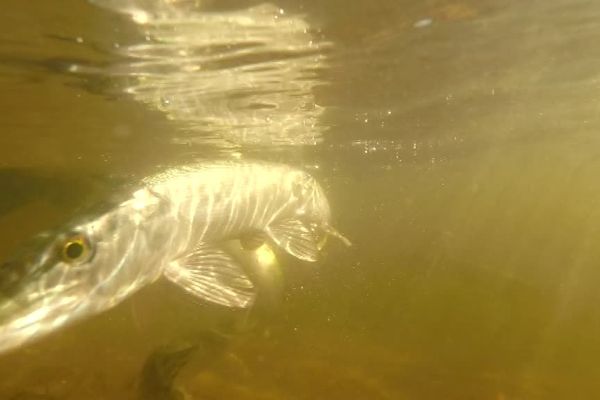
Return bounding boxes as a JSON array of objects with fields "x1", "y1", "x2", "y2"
[
  {"x1": 164, "y1": 244, "x2": 255, "y2": 308},
  {"x1": 266, "y1": 219, "x2": 319, "y2": 262},
  {"x1": 323, "y1": 224, "x2": 352, "y2": 247}
]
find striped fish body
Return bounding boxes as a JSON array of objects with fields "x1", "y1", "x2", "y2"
[
  {"x1": 0, "y1": 161, "x2": 347, "y2": 354},
  {"x1": 146, "y1": 161, "x2": 330, "y2": 259}
]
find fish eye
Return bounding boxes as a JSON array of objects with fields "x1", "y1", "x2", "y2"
[{"x1": 60, "y1": 235, "x2": 92, "y2": 264}]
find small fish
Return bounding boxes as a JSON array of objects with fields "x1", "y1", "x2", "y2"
[{"x1": 0, "y1": 161, "x2": 350, "y2": 354}]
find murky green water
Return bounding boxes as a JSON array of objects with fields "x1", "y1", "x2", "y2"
[{"x1": 3, "y1": 0, "x2": 600, "y2": 398}]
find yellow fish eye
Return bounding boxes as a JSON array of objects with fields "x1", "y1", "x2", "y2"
[{"x1": 61, "y1": 235, "x2": 92, "y2": 263}]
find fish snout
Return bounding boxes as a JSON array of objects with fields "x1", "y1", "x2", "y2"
[{"x1": 0, "y1": 259, "x2": 28, "y2": 298}]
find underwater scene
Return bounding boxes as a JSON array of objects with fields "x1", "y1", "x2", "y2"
[{"x1": 2, "y1": 0, "x2": 600, "y2": 399}]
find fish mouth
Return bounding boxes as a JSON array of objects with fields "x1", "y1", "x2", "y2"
[
  {"x1": 0, "y1": 262, "x2": 24, "y2": 327},
  {"x1": 0, "y1": 302, "x2": 43, "y2": 355},
  {"x1": 0, "y1": 259, "x2": 28, "y2": 300},
  {"x1": 0, "y1": 287, "x2": 82, "y2": 355},
  {"x1": 0, "y1": 296, "x2": 24, "y2": 326},
  {"x1": 0, "y1": 256, "x2": 80, "y2": 354}
]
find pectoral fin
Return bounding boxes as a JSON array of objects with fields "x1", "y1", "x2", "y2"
[
  {"x1": 265, "y1": 219, "x2": 320, "y2": 262},
  {"x1": 164, "y1": 244, "x2": 255, "y2": 308}
]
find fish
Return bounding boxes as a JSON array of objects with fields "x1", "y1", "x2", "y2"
[{"x1": 0, "y1": 161, "x2": 350, "y2": 354}]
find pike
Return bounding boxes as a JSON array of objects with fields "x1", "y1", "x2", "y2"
[{"x1": 0, "y1": 161, "x2": 350, "y2": 354}]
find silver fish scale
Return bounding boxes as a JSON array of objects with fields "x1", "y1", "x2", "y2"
[
  {"x1": 0, "y1": 161, "x2": 332, "y2": 354},
  {"x1": 147, "y1": 162, "x2": 304, "y2": 252}
]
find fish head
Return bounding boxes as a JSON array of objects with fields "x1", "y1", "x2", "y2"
[
  {"x1": 0, "y1": 225, "x2": 97, "y2": 353},
  {"x1": 0, "y1": 201, "x2": 160, "y2": 354},
  {"x1": 288, "y1": 169, "x2": 332, "y2": 230},
  {"x1": 287, "y1": 169, "x2": 351, "y2": 249}
]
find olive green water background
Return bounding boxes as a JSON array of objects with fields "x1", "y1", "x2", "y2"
[{"x1": 2, "y1": 0, "x2": 600, "y2": 398}]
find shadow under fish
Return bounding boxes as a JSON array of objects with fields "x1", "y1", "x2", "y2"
[
  {"x1": 137, "y1": 239, "x2": 280, "y2": 400},
  {"x1": 138, "y1": 341, "x2": 200, "y2": 400}
]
